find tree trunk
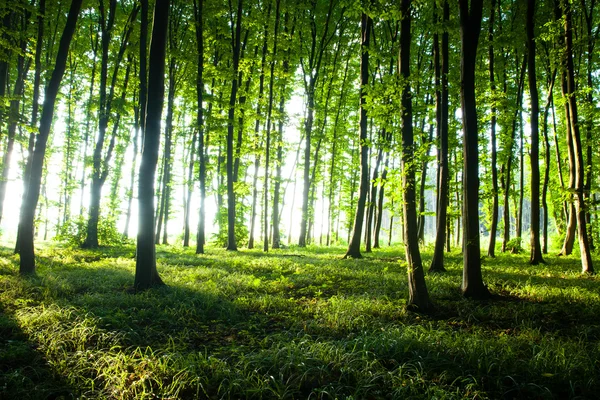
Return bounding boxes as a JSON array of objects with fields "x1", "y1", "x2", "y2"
[
  {"x1": 193, "y1": 0, "x2": 206, "y2": 254},
  {"x1": 344, "y1": 12, "x2": 371, "y2": 259},
  {"x1": 158, "y1": 56, "x2": 177, "y2": 245},
  {"x1": 85, "y1": 1, "x2": 138, "y2": 248},
  {"x1": 135, "y1": 0, "x2": 169, "y2": 290},
  {"x1": 486, "y1": 0, "x2": 499, "y2": 258},
  {"x1": 18, "y1": 0, "x2": 82, "y2": 274},
  {"x1": 526, "y1": 0, "x2": 544, "y2": 264},
  {"x1": 263, "y1": 0, "x2": 281, "y2": 252},
  {"x1": 15, "y1": 0, "x2": 46, "y2": 254},
  {"x1": 123, "y1": 67, "x2": 140, "y2": 239},
  {"x1": 501, "y1": 55, "x2": 527, "y2": 252},
  {"x1": 562, "y1": 0, "x2": 593, "y2": 273},
  {"x1": 540, "y1": 70, "x2": 556, "y2": 254},
  {"x1": 430, "y1": 0, "x2": 449, "y2": 272},
  {"x1": 225, "y1": 0, "x2": 242, "y2": 251},
  {"x1": 458, "y1": 0, "x2": 490, "y2": 299},
  {"x1": 248, "y1": 153, "x2": 260, "y2": 249},
  {"x1": 400, "y1": 0, "x2": 432, "y2": 312}
]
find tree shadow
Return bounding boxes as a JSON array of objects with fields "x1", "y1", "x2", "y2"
[{"x1": 0, "y1": 277, "x2": 75, "y2": 399}]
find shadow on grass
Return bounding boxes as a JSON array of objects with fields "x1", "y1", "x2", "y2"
[{"x1": 0, "y1": 273, "x2": 75, "y2": 399}]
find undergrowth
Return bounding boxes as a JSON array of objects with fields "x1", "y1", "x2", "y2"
[{"x1": 1, "y1": 243, "x2": 599, "y2": 399}]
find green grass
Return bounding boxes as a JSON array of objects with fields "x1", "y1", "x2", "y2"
[{"x1": 1, "y1": 243, "x2": 599, "y2": 399}]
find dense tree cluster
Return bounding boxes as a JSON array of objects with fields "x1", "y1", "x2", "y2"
[{"x1": 0, "y1": 0, "x2": 598, "y2": 299}]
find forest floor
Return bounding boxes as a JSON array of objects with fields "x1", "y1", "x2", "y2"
[{"x1": 0, "y1": 242, "x2": 599, "y2": 399}]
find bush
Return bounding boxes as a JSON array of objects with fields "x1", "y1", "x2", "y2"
[
  {"x1": 55, "y1": 215, "x2": 125, "y2": 247},
  {"x1": 505, "y1": 237, "x2": 523, "y2": 253}
]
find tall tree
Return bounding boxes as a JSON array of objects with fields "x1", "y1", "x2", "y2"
[
  {"x1": 225, "y1": 0, "x2": 243, "y2": 251},
  {"x1": 486, "y1": 0, "x2": 499, "y2": 258},
  {"x1": 18, "y1": 0, "x2": 83, "y2": 274},
  {"x1": 298, "y1": 0, "x2": 337, "y2": 247},
  {"x1": 193, "y1": 0, "x2": 206, "y2": 254},
  {"x1": 400, "y1": 0, "x2": 432, "y2": 311},
  {"x1": 83, "y1": 1, "x2": 139, "y2": 248},
  {"x1": 561, "y1": 0, "x2": 594, "y2": 274},
  {"x1": 430, "y1": 0, "x2": 449, "y2": 272},
  {"x1": 344, "y1": 10, "x2": 370, "y2": 259},
  {"x1": 135, "y1": 0, "x2": 170, "y2": 290},
  {"x1": 527, "y1": 0, "x2": 544, "y2": 264},
  {"x1": 458, "y1": 0, "x2": 490, "y2": 298}
]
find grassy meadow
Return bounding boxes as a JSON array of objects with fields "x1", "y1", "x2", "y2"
[{"x1": 1, "y1": 243, "x2": 599, "y2": 399}]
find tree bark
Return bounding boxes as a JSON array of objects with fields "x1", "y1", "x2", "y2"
[
  {"x1": 486, "y1": 0, "x2": 499, "y2": 258},
  {"x1": 430, "y1": 0, "x2": 449, "y2": 272},
  {"x1": 562, "y1": 0, "x2": 593, "y2": 273},
  {"x1": 527, "y1": 0, "x2": 544, "y2": 264},
  {"x1": 400, "y1": 0, "x2": 432, "y2": 311},
  {"x1": 84, "y1": 1, "x2": 138, "y2": 248},
  {"x1": 344, "y1": 12, "x2": 371, "y2": 259},
  {"x1": 135, "y1": 0, "x2": 169, "y2": 290},
  {"x1": 18, "y1": 0, "x2": 83, "y2": 274},
  {"x1": 458, "y1": 0, "x2": 490, "y2": 299},
  {"x1": 501, "y1": 55, "x2": 527, "y2": 252},
  {"x1": 225, "y1": 0, "x2": 243, "y2": 251},
  {"x1": 193, "y1": 0, "x2": 206, "y2": 254}
]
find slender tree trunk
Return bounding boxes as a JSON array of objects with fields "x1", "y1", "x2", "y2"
[
  {"x1": 225, "y1": 0, "x2": 243, "y2": 251},
  {"x1": 430, "y1": 0, "x2": 449, "y2": 272},
  {"x1": 487, "y1": 0, "x2": 499, "y2": 258},
  {"x1": 541, "y1": 71, "x2": 556, "y2": 254},
  {"x1": 193, "y1": 0, "x2": 206, "y2": 254},
  {"x1": 123, "y1": 75, "x2": 140, "y2": 239},
  {"x1": 527, "y1": 0, "x2": 544, "y2": 264},
  {"x1": 417, "y1": 120, "x2": 433, "y2": 243},
  {"x1": 157, "y1": 57, "x2": 176, "y2": 245},
  {"x1": 248, "y1": 153, "x2": 260, "y2": 249},
  {"x1": 344, "y1": 12, "x2": 371, "y2": 259},
  {"x1": 366, "y1": 134, "x2": 383, "y2": 253},
  {"x1": 458, "y1": 0, "x2": 490, "y2": 299},
  {"x1": 562, "y1": 0, "x2": 593, "y2": 273},
  {"x1": 558, "y1": 70, "x2": 577, "y2": 256},
  {"x1": 18, "y1": 0, "x2": 82, "y2": 274},
  {"x1": 501, "y1": 55, "x2": 527, "y2": 252},
  {"x1": 135, "y1": 0, "x2": 169, "y2": 290},
  {"x1": 400, "y1": 0, "x2": 431, "y2": 311},
  {"x1": 15, "y1": 0, "x2": 45, "y2": 254},
  {"x1": 582, "y1": 0, "x2": 596, "y2": 251},
  {"x1": 263, "y1": 0, "x2": 281, "y2": 252}
]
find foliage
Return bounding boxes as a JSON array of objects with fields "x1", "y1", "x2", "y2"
[
  {"x1": 55, "y1": 216, "x2": 127, "y2": 248},
  {"x1": 505, "y1": 237, "x2": 523, "y2": 253},
  {"x1": 1, "y1": 245, "x2": 599, "y2": 399}
]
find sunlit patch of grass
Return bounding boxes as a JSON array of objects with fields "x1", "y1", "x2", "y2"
[{"x1": 0, "y1": 244, "x2": 599, "y2": 398}]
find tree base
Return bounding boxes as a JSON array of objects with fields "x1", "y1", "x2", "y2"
[{"x1": 462, "y1": 284, "x2": 492, "y2": 300}]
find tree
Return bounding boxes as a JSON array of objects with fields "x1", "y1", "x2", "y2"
[
  {"x1": 134, "y1": 0, "x2": 170, "y2": 290},
  {"x1": 527, "y1": 0, "x2": 544, "y2": 265},
  {"x1": 83, "y1": 1, "x2": 139, "y2": 248},
  {"x1": 225, "y1": 0, "x2": 243, "y2": 251},
  {"x1": 193, "y1": 0, "x2": 206, "y2": 254},
  {"x1": 399, "y1": 0, "x2": 432, "y2": 311},
  {"x1": 486, "y1": 0, "x2": 499, "y2": 258},
  {"x1": 458, "y1": 0, "x2": 490, "y2": 299},
  {"x1": 344, "y1": 10, "x2": 370, "y2": 259},
  {"x1": 561, "y1": 0, "x2": 593, "y2": 274},
  {"x1": 298, "y1": 0, "x2": 338, "y2": 247},
  {"x1": 18, "y1": 0, "x2": 83, "y2": 274},
  {"x1": 430, "y1": 0, "x2": 449, "y2": 272}
]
